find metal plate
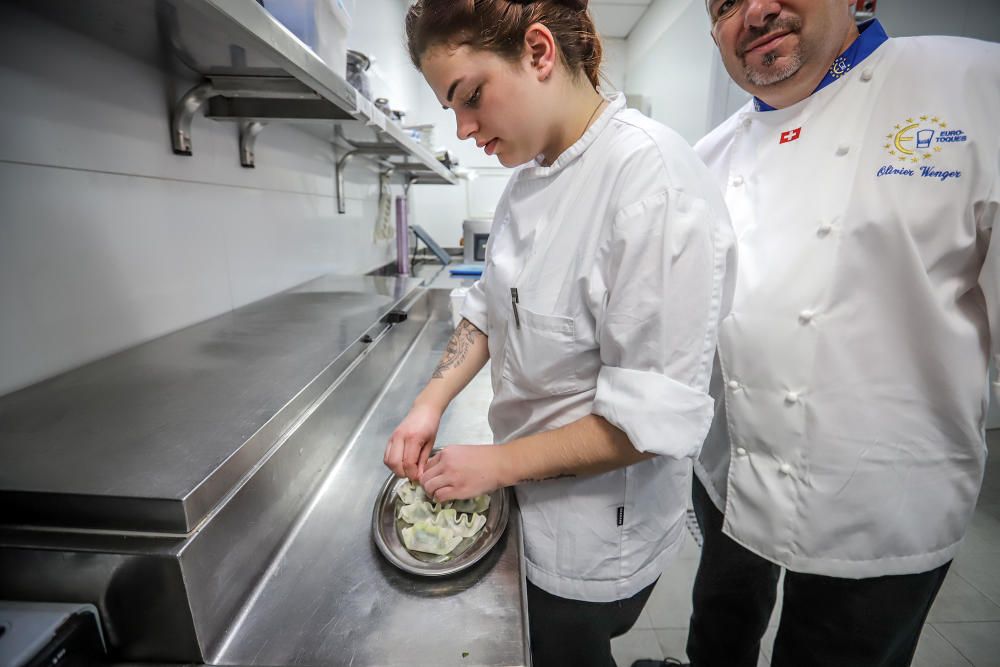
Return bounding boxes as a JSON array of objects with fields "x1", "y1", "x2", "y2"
[{"x1": 372, "y1": 473, "x2": 509, "y2": 577}]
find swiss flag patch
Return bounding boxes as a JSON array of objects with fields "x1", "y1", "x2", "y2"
[{"x1": 780, "y1": 127, "x2": 802, "y2": 144}]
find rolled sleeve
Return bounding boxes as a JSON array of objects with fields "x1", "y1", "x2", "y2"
[
  {"x1": 458, "y1": 277, "x2": 489, "y2": 333},
  {"x1": 591, "y1": 187, "x2": 735, "y2": 459},
  {"x1": 593, "y1": 366, "x2": 715, "y2": 457}
]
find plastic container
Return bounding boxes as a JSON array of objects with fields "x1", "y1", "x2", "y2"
[
  {"x1": 262, "y1": 0, "x2": 319, "y2": 47},
  {"x1": 261, "y1": 0, "x2": 352, "y2": 78},
  {"x1": 346, "y1": 49, "x2": 372, "y2": 100},
  {"x1": 316, "y1": 0, "x2": 353, "y2": 79}
]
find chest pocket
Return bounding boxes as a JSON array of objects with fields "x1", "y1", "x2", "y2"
[{"x1": 501, "y1": 306, "x2": 593, "y2": 398}]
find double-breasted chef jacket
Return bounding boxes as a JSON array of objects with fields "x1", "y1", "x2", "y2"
[
  {"x1": 461, "y1": 94, "x2": 737, "y2": 602},
  {"x1": 695, "y1": 20, "x2": 1000, "y2": 578}
]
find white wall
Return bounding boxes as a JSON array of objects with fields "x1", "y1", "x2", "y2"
[
  {"x1": 623, "y1": 0, "x2": 719, "y2": 144},
  {"x1": 0, "y1": 3, "x2": 405, "y2": 397},
  {"x1": 601, "y1": 37, "x2": 628, "y2": 92},
  {"x1": 875, "y1": 0, "x2": 1000, "y2": 42}
]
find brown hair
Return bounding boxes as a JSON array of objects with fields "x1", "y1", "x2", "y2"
[{"x1": 405, "y1": 0, "x2": 604, "y2": 88}]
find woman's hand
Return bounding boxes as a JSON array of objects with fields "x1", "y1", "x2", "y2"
[
  {"x1": 384, "y1": 402, "x2": 443, "y2": 481},
  {"x1": 419, "y1": 445, "x2": 509, "y2": 503}
]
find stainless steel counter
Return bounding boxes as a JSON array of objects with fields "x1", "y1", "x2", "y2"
[
  {"x1": 213, "y1": 312, "x2": 528, "y2": 667},
  {"x1": 0, "y1": 275, "x2": 420, "y2": 532},
  {"x1": 0, "y1": 280, "x2": 529, "y2": 666}
]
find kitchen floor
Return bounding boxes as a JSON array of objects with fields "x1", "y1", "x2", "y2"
[{"x1": 612, "y1": 430, "x2": 1000, "y2": 667}]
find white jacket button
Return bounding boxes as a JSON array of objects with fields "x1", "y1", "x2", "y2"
[
  {"x1": 732, "y1": 175, "x2": 745, "y2": 187},
  {"x1": 799, "y1": 310, "x2": 815, "y2": 324},
  {"x1": 861, "y1": 68, "x2": 874, "y2": 82},
  {"x1": 817, "y1": 222, "x2": 833, "y2": 237},
  {"x1": 736, "y1": 447, "x2": 748, "y2": 456},
  {"x1": 785, "y1": 391, "x2": 800, "y2": 404},
  {"x1": 836, "y1": 145, "x2": 851, "y2": 156},
  {"x1": 728, "y1": 379, "x2": 741, "y2": 390},
  {"x1": 779, "y1": 462, "x2": 793, "y2": 475}
]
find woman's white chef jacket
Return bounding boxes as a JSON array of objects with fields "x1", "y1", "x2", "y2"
[
  {"x1": 460, "y1": 94, "x2": 736, "y2": 602},
  {"x1": 694, "y1": 33, "x2": 1000, "y2": 578}
]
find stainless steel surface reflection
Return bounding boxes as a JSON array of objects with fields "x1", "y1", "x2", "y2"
[
  {"x1": 372, "y1": 474, "x2": 510, "y2": 577},
  {"x1": 0, "y1": 275, "x2": 420, "y2": 532},
  {"x1": 213, "y1": 304, "x2": 529, "y2": 667}
]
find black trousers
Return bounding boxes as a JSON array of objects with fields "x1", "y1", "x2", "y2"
[
  {"x1": 527, "y1": 577, "x2": 656, "y2": 667},
  {"x1": 687, "y1": 477, "x2": 951, "y2": 667}
]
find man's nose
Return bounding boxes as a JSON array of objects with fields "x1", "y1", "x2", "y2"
[{"x1": 743, "y1": 0, "x2": 781, "y2": 28}]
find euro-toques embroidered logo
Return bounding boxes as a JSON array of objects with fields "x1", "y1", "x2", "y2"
[
  {"x1": 883, "y1": 115, "x2": 967, "y2": 163},
  {"x1": 877, "y1": 115, "x2": 967, "y2": 181}
]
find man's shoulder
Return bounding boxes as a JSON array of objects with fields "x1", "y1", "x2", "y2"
[
  {"x1": 694, "y1": 102, "x2": 753, "y2": 163},
  {"x1": 886, "y1": 34, "x2": 1000, "y2": 77}
]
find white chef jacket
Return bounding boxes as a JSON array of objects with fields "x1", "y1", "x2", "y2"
[
  {"x1": 460, "y1": 94, "x2": 736, "y2": 602},
  {"x1": 695, "y1": 31, "x2": 1000, "y2": 578}
]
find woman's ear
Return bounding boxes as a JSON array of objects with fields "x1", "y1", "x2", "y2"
[{"x1": 523, "y1": 23, "x2": 557, "y2": 81}]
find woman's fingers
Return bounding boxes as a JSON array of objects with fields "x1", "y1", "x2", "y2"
[
  {"x1": 401, "y1": 436, "x2": 425, "y2": 481},
  {"x1": 384, "y1": 434, "x2": 405, "y2": 477},
  {"x1": 417, "y1": 445, "x2": 432, "y2": 479},
  {"x1": 420, "y1": 457, "x2": 447, "y2": 497},
  {"x1": 430, "y1": 486, "x2": 457, "y2": 503}
]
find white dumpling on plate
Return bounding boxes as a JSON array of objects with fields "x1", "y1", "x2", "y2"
[
  {"x1": 397, "y1": 500, "x2": 438, "y2": 524},
  {"x1": 401, "y1": 521, "x2": 464, "y2": 555},
  {"x1": 449, "y1": 494, "x2": 490, "y2": 514},
  {"x1": 396, "y1": 480, "x2": 428, "y2": 505},
  {"x1": 432, "y1": 508, "x2": 487, "y2": 538}
]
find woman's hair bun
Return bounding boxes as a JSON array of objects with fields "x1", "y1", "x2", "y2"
[{"x1": 407, "y1": 0, "x2": 603, "y2": 87}]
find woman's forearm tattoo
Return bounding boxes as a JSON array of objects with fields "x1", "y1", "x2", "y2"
[{"x1": 432, "y1": 319, "x2": 482, "y2": 379}]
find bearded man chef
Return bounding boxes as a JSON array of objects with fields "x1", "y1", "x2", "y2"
[{"x1": 674, "y1": 1, "x2": 1000, "y2": 666}]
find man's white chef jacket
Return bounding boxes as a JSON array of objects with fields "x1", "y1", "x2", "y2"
[
  {"x1": 461, "y1": 94, "x2": 736, "y2": 602},
  {"x1": 695, "y1": 24, "x2": 1000, "y2": 578}
]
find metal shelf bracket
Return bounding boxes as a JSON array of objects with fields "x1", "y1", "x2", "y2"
[
  {"x1": 171, "y1": 76, "x2": 320, "y2": 162},
  {"x1": 334, "y1": 126, "x2": 408, "y2": 214},
  {"x1": 171, "y1": 82, "x2": 215, "y2": 155},
  {"x1": 239, "y1": 120, "x2": 266, "y2": 168}
]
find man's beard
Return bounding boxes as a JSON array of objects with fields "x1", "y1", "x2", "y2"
[
  {"x1": 738, "y1": 15, "x2": 806, "y2": 86},
  {"x1": 744, "y1": 48, "x2": 804, "y2": 86}
]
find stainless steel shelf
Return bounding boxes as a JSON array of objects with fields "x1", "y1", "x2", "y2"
[
  {"x1": 15, "y1": 0, "x2": 458, "y2": 185},
  {"x1": 0, "y1": 275, "x2": 423, "y2": 533}
]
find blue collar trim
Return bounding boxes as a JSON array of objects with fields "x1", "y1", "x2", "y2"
[{"x1": 753, "y1": 18, "x2": 889, "y2": 112}]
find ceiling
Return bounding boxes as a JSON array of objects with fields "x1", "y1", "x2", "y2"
[{"x1": 589, "y1": 0, "x2": 655, "y2": 39}]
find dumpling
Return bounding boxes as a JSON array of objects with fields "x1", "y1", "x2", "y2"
[
  {"x1": 396, "y1": 481, "x2": 489, "y2": 514},
  {"x1": 396, "y1": 481, "x2": 428, "y2": 505},
  {"x1": 394, "y1": 481, "x2": 490, "y2": 556},
  {"x1": 432, "y1": 508, "x2": 487, "y2": 538},
  {"x1": 397, "y1": 500, "x2": 438, "y2": 524},
  {"x1": 401, "y1": 521, "x2": 464, "y2": 555},
  {"x1": 449, "y1": 495, "x2": 490, "y2": 514}
]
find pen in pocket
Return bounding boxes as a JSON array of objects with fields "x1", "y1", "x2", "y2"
[{"x1": 510, "y1": 288, "x2": 521, "y2": 329}]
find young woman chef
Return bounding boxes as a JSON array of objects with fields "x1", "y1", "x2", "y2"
[{"x1": 384, "y1": 1, "x2": 735, "y2": 663}]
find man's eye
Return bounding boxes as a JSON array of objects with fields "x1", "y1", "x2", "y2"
[
  {"x1": 714, "y1": 0, "x2": 739, "y2": 19},
  {"x1": 465, "y1": 87, "x2": 481, "y2": 108}
]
